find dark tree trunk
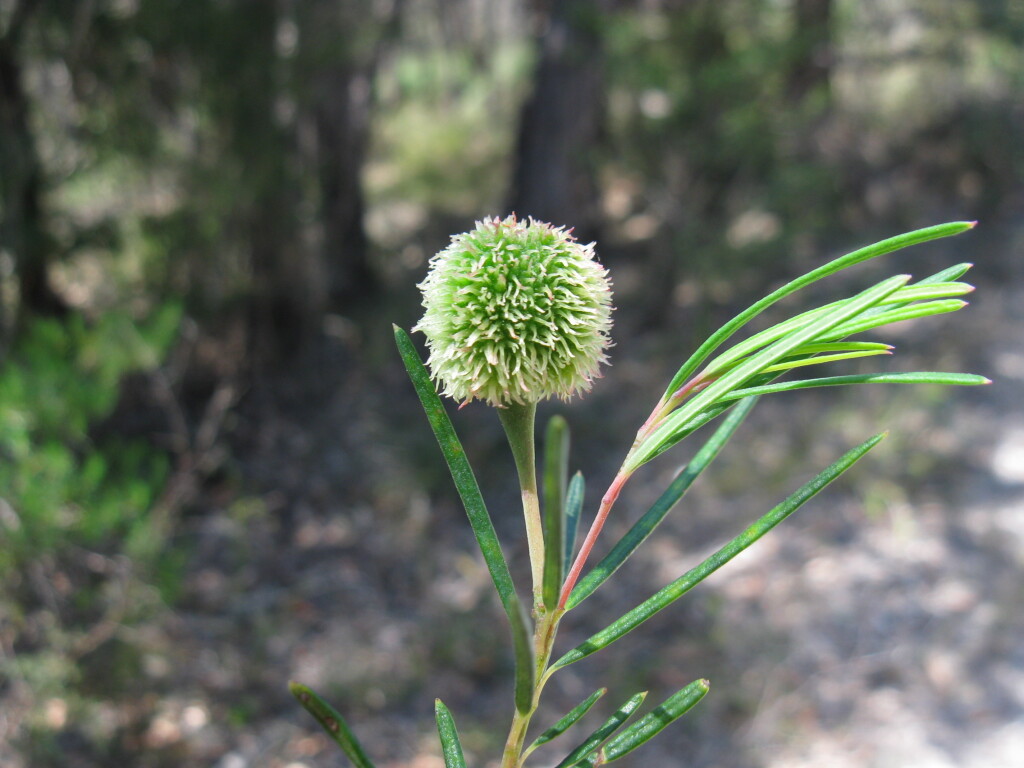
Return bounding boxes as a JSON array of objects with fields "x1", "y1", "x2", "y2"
[
  {"x1": 786, "y1": 0, "x2": 833, "y2": 104},
  {"x1": 314, "y1": 70, "x2": 374, "y2": 308},
  {"x1": 507, "y1": 0, "x2": 608, "y2": 236},
  {"x1": 0, "y1": 3, "x2": 67, "y2": 335},
  {"x1": 225, "y1": 0, "x2": 313, "y2": 363},
  {"x1": 300, "y1": 0, "x2": 400, "y2": 310}
]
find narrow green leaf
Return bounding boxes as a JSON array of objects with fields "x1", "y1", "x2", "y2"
[
  {"x1": 857, "y1": 265, "x2": 973, "y2": 322},
  {"x1": 567, "y1": 397, "x2": 758, "y2": 610},
  {"x1": 822, "y1": 299, "x2": 967, "y2": 340},
  {"x1": 394, "y1": 326, "x2": 534, "y2": 712},
  {"x1": 700, "y1": 303, "x2": 837, "y2": 378},
  {"x1": 701, "y1": 270, "x2": 973, "y2": 383},
  {"x1": 761, "y1": 348, "x2": 891, "y2": 373},
  {"x1": 563, "y1": 471, "x2": 585, "y2": 575},
  {"x1": 640, "y1": 401, "x2": 739, "y2": 464},
  {"x1": 661, "y1": 222, "x2": 974, "y2": 398},
  {"x1": 524, "y1": 688, "x2": 607, "y2": 758},
  {"x1": 711, "y1": 340, "x2": 891, "y2": 378},
  {"x1": 790, "y1": 341, "x2": 893, "y2": 354},
  {"x1": 600, "y1": 679, "x2": 710, "y2": 762},
  {"x1": 630, "y1": 275, "x2": 909, "y2": 470},
  {"x1": 512, "y1": 599, "x2": 535, "y2": 714},
  {"x1": 543, "y1": 415, "x2": 570, "y2": 610},
  {"x1": 555, "y1": 692, "x2": 648, "y2": 768},
  {"x1": 721, "y1": 371, "x2": 991, "y2": 401},
  {"x1": 435, "y1": 699, "x2": 467, "y2": 768},
  {"x1": 289, "y1": 682, "x2": 376, "y2": 768},
  {"x1": 881, "y1": 281, "x2": 974, "y2": 302},
  {"x1": 915, "y1": 262, "x2": 973, "y2": 284},
  {"x1": 552, "y1": 433, "x2": 886, "y2": 671}
]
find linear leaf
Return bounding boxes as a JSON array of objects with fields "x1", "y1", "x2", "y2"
[
  {"x1": 721, "y1": 371, "x2": 991, "y2": 401},
  {"x1": 563, "y1": 472, "x2": 585, "y2": 575},
  {"x1": 552, "y1": 433, "x2": 886, "y2": 671},
  {"x1": 512, "y1": 599, "x2": 536, "y2": 714},
  {"x1": 880, "y1": 281, "x2": 973, "y2": 302},
  {"x1": 567, "y1": 396, "x2": 758, "y2": 610},
  {"x1": 543, "y1": 415, "x2": 570, "y2": 610},
  {"x1": 640, "y1": 401, "x2": 740, "y2": 464},
  {"x1": 700, "y1": 304, "x2": 837, "y2": 378},
  {"x1": 661, "y1": 222, "x2": 974, "y2": 398},
  {"x1": 600, "y1": 679, "x2": 710, "y2": 762},
  {"x1": 712, "y1": 341, "x2": 891, "y2": 378},
  {"x1": 555, "y1": 692, "x2": 648, "y2": 768},
  {"x1": 702, "y1": 279, "x2": 969, "y2": 380},
  {"x1": 435, "y1": 700, "x2": 467, "y2": 768},
  {"x1": 394, "y1": 326, "x2": 534, "y2": 712},
  {"x1": 823, "y1": 299, "x2": 966, "y2": 340},
  {"x1": 914, "y1": 262, "x2": 973, "y2": 284},
  {"x1": 856, "y1": 265, "x2": 973, "y2": 323},
  {"x1": 289, "y1": 682, "x2": 376, "y2": 768},
  {"x1": 630, "y1": 275, "x2": 909, "y2": 470},
  {"x1": 761, "y1": 348, "x2": 891, "y2": 373},
  {"x1": 524, "y1": 688, "x2": 607, "y2": 759},
  {"x1": 790, "y1": 341, "x2": 893, "y2": 354}
]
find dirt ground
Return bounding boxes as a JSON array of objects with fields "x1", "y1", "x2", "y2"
[{"x1": 9, "y1": 228, "x2": 1023, "y2": 768}]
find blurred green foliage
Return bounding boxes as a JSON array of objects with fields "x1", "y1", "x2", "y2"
[{"x1": 0, "y1": 304, "x2": 180, "y2": 572}]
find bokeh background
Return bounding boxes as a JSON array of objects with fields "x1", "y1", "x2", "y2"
[{"x1": 1, "y1": 1, "x2": 1022, "y2": 766}]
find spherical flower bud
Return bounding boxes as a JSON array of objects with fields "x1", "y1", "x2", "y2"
[{"x1": 414, "y1": 215, "x2": 613, "y2": 407}]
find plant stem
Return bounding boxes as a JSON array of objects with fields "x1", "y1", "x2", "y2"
[
  {"x1": 500, "y1": 608, "x2": 564, "y2": 768},
  {"x1": 558, "y1": 468, "x2": 630, "y2": 609},
  {"x1": 555, "y1": 372, "x2": 706, "y2": 609},
  {"x1": 499, "y1": 402, "x2": 545, "y2": 611}
]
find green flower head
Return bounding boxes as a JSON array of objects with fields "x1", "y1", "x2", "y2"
[{"x1": 414, "y1": 215, "x2": 613, "y2": 407}]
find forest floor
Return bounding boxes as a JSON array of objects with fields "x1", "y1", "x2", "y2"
[{"x1": 9, "y1": 228, "x2": 1024, "y2": 768}]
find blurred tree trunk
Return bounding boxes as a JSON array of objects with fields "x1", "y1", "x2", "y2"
[
  {"x1": 507, "y1": 0, "x2": 607, "y2": 235},
  {"x1": 786, "y1": 0, "x2": 833, "y2": 104},
  {"x1": 313, "y1": 66, "x2": 374, "y2": 308},
  {"x1": 0, "y1": 1, "x2": 66, "y2": 335},
  {"x1": 298, "y1": 0, "x2": 399, "y2": 309},
  {"x1": 641, "y1": 1, "x2": 737, "y2": 329},
  {"x1": 229, "y1": 0, "x2": 311, "y2": 361}
]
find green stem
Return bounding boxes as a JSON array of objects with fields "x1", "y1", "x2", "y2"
[
  {"x1": 499, "y1": 402, "x2": 545, "y2": 611},
  {"x1": 500, "y1": 608, "x2": 564, "y2": 768}
]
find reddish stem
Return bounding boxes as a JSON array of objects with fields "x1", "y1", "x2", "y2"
[
  {"x1": 557, "y1": 372, "x2": 714, "y2": 610},
  {"x1": 558, "y1": 470, "x2": 630, "y2": 609},
  {"x1": 667, "y1": 374, "x2": 709, "y2": 409}
]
